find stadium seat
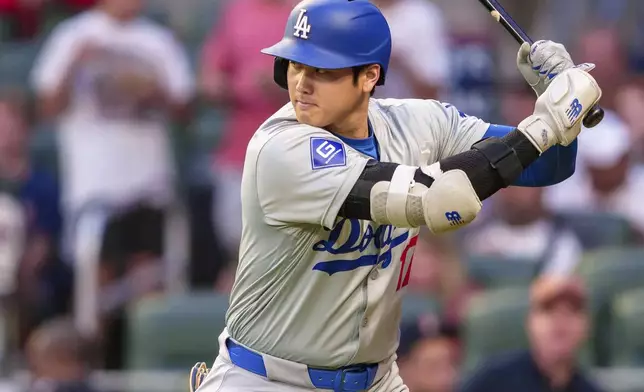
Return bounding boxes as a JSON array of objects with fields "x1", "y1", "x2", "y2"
[
  {"x1": 465, "y1": 254, "x2": 538, "y2": 289},
  {"x1": 400, "y1": 293, "x2": 440, "y2": 324},
  {"x1": 576, "y1": 246, "x2": 644, "y2": 366},
  {"x1": 125, "y1": 291, "x2": 229, "y2": 370},
  {"x1": 144, "y1": 0, "x2": 223, "y2": 44},
  {"x1": 29, "y1": 123, "x2": 59, "y2": 176},
  {"x1": 0, "y1": 16, "x2": 11, "y2": 41},
  {"x1": 192, "y1": 107, "x2": 225, "y2": 150},
  {"x1": 610, "y1": 288, "x2": 644, "y2": 367},
  {"x1": 461, "y1": 287, "x2": 531, "y2": 371},
  {"x1": 554, "y1": 211, "x2": 636, "y2": 249},
  {"x1": 181, "y1": 0, "x2": 224, "y2": 44},
  {"x1": 0, "y1": 40, "x2": 41, "y2": 90}
]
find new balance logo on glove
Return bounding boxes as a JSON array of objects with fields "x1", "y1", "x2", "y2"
[
  {"x1": 445, "y1": 211, "x2": 465, "y2": 226},
  {"x1": 566, "y1": 98, "x2": 583, "y2": 123}
]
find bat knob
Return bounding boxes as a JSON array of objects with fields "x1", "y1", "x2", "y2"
[{"x1": 583, "y1": 105, "x2": 604, "y2": 128}]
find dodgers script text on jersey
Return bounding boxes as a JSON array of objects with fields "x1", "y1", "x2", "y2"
[{"x1": 312, "y1": 218, "x2": 412, "y2": 280}]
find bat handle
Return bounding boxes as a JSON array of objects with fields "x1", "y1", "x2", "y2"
[{"x1": 583, "y1": 104, "x2": 604, "y2": 128}]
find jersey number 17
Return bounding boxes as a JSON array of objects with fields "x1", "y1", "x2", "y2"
[{"x1": 396, "y1": 235, "x2": 418, "y2": 291}]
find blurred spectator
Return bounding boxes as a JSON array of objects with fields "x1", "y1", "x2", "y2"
[
  {"x1": 409, "y1": 230, "x2": 480, "y2": 326},
  {"x1": 499, "y1": 82, "x2": 536, "y2": 126},
  {"x1": 58, "y1": 0, "x2": 96, "y2": 11},
  {"x1": 614, "y1": 81, "x2": 644, "y2": 163},
  {"x1": 463, "y1": 186, "x2": 583, "y2": 276},
  {"x1": 573, "y1": 27, "x2": 629, "y2": 111},
  {"x1": 0, "y1": 94, "x2": 68, "y2": 349},
  {"x1": 459, "y1": 274, "x2": 604, "y2": 392},
  {"x1": 0, "y1": 0, "x2": 46, "y2": 39},
  {"x1": 398, "y1": 315, "x2": 459, "y2": 392},
  {"x1": 198, "y1": 0, "x2": 291, "y2": 264},
  {"x1": 371, "y1": 0, "x2": 451, "y2": 99},
  {"x1": 30, "y1": 0, "x2": 194, "y2": 368},
  {"x1": 544, "y1": 110, "x2": 644, "y2": 238},
  {"x1": 26, "y1": 317, "x2": 97, "y2": 392}
]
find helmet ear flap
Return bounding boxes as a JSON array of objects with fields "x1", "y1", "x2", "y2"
[{"x1": 273, "y1": 58, "x2": 289, "y2": 90}]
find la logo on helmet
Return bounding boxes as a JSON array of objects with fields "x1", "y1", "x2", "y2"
[{"x1": 293, "y1": 9, "x2": 311, "y2": 39}]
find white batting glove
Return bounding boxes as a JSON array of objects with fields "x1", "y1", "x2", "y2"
[
  {"x1": 517, "y1": 67, "x2": 602, "y2": 153},
  {"x1": 517, "y1": 40, "x2": 595, "y2": 97}
]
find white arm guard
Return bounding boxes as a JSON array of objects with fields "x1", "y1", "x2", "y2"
[
  {"x1": 420, "y1": 163, "x2": 482, "y2": 233},
  {"x1": 518, "y1": 67, "x2": 602, "y2": 153},
  {"x1": 369, "y1": 163, "x2": 482, "y2": 233}
]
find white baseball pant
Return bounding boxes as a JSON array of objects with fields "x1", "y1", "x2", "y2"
[{"x1": 196, "y1": 329, "x2": 409, "y2": 392}]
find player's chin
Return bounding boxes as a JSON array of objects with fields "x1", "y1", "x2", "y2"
[{"x1": 294, "y1": 109, "x2": 326, "y2": 128}]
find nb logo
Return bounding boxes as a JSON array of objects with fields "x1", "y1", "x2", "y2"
[
  {"x1": 445, "y1": 211, "x2": 464, "y2": 226},
  {"x1": 565, "y1": 98, "x2": 583, "y2": 123},
  {"x1": 293, "y1": 9, "x2": 311, "y2": 39}
]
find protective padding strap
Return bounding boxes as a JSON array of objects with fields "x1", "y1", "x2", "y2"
[
  {"x1": 471, "y1": 137, "x2": 524, "y2": 187},
  {"x1": 386, "y1": 165, "x2": 417, "y2": 227}
]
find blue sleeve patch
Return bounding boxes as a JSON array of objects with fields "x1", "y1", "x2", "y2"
[{"x1": 310, "y1": 137, "x2": 346, "y2": 170}]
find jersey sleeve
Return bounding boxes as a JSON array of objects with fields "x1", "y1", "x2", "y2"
[
  {"x1": 434, "y1": 102, "x2": 490, "y2": 160},
  {"x1": 256, "y1": 128, "x2": 370, "y2": 229}
]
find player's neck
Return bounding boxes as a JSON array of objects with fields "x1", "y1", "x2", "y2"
[{"x1": 325, "y1": 99, "x2": 370, "y2": 139}]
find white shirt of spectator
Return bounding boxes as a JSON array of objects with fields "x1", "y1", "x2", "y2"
[
  {"x1": 30, "y1": 10, "x2": 195, "y2": 212},
  {"x1": 375, "y1": 0, "x2": 451, "y2": 99},
  {"x1": 465, "y1": 219, "x2": 583, "y2": 276}
]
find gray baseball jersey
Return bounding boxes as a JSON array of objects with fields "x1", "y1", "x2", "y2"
[{"x1": 226, "y1": 98, "x2": 489, "y2": 368}]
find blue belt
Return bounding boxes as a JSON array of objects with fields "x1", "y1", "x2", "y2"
[{"x1": 226, "y1": 339, "x2": 378, "y2": 391}]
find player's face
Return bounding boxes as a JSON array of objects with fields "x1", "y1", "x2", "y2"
[{"x1": 287, "y1": 62, "x2": 378, "y2": 129}]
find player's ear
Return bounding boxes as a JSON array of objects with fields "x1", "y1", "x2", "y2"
[{"x1": 362, "y1": 64, "x2": 380, "y2": 94}]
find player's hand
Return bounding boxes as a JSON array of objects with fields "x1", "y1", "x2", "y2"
[
  {"x1": 517, "y1": 66, "x2": 601, "y2": 153},
  {"x1": 517, "y1": 40, "x2": 595, "y2": 97}
]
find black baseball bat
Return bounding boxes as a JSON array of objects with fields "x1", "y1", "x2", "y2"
[{"x1": 479, "y1": 0, "x2": 604, "y2": 128}]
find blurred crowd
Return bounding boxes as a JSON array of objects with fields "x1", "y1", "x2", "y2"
[{"x1": 0, "y1": 0, "x2": 643, "y2": 391}]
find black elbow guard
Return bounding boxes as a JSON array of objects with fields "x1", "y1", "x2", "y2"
[
  {"x1": 440, "y1": 130, "x2": 539, "y2": 201},
  {"x1": 470, "y1": 136, "x2": 524, "y2": 187}
]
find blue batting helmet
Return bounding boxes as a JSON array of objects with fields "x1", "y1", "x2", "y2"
[{"x1": 261, "y1": 0, "x2": 392, "y2": 89}]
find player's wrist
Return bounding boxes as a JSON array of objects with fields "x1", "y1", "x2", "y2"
[{"x1": 517, "y1": 114, "x2": 557, "y2": 154}]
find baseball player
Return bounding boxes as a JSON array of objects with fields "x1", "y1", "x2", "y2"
[{"x1": 190, "y1": 0, "x2": 601, "y2": 391}]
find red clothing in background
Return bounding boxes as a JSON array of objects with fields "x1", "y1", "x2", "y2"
[
  {"x1": 0, "y1": 0, "x2": 40, "y2": 38},
  {"x1": 201, "y1": 0, "x2": 293, "y2": 169}
]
